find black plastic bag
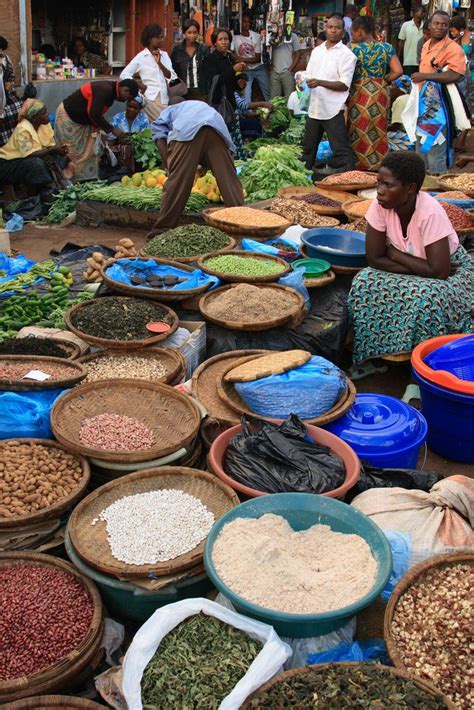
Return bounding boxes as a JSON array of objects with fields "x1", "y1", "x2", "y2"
[
  {"x1": 225, "y1": 414, "x2": 346, "y2": 494},
  {"x1": 4, "y1": 196, "x2": 44, "y2": 221},
  {"x1": 345, "y1": 465, "x2": 441, "y2": 503}
]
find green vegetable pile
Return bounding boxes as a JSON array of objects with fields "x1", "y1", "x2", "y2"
[
  {"x1": 204, "y1": 254, "x2": 285, "y2": 277},
  {"x1": 257, "y1": 97, "x2": 292, "y2": 134},
  {"x1": 281, "y1": 117, "x2": 307, "y2": 145},
  {"x1": 85, "y1": 184, "x2": 208, "y2": 213},
  {"x1": 143, "y1": 225, "x2": 230, "y2": 259},
  {"x1": 0, "y1": 260, "x2": 57, "y2": 295},
  {"x1": 45, "y1": 181, "x2": 106, "y2": 224},
  {"x1": 240, "y1": 144, "x2": 311, "y2": 202},
  {"x1": 141, "y1": 612, "x2": 262, "y2": 710},
  {"x1": 129, "y1": 128, "x2": 161, "y2": 170}
]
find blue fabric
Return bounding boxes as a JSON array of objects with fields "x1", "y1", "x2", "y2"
[
  {"x1": 307, "y1": 640, "x2": 390, "y2": 666},
  {"x1": 417, "y1": 81, "x2": 452, "y2": 168},
  {"x1": 278, "y1": 269, "x2": 311, "y2": 311},
  {"x1": 107, "y1": 110, "x2": 149, "y2": 141},
  {"x1": 0, "y1": 252, "x2": 35, "y2": 281},
  {"x1": 380, "y1": 530, "x2": 412, "y2": 602},
  {"x1": 0, "y1": 388, "x2": 67, "y2": 439},
  {"x1": 151, "y1": 100, "x2": 236, "y2": 153},
  {"x1": 105, "y1": 258, "x2": 220, "y2": 291}
]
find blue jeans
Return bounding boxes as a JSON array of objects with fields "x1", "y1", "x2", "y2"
[
  {"x1": 244, "y1": 64, "x2": 271, "y2": 103},
  {"x1": 415, "y1": 127, "x2": 450, "y2": 175}
]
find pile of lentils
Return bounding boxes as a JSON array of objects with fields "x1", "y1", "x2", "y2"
[
  {"x1": 141, "y1": 613, "x2": 262, "y2": 710},
  {"x1": 438, "y1": 201, "x2": 474, "y2": 230},
  {"x1": 94, "y1": 489, "x2": 215, "y2": 565},
  {"x1": 70, "y1": 298, "x2": 172, "y2": 341},
  {"x1": 79, "y1": 413, "x2": 156, "y2": 451},
  {"x1": 391, "y1": 561, "x2": 473, "y2": 709},
  {"x1": 0, "y1": 563, "x2": 94, "y2": 680},
  {"x1": 143, "y1": 225, "x2": 230, "y2": 259},
  {"x1": 204, "y1": 254, "x2": 285, "y2": 278},
  {"x1": 293, "y1": 192, "x2": 341, "y2": 208},
  {"x1": 85, "y1": 354, "x2": 168, "y2": 383},
  {"x1": 0, "y1": 441, "x2": 84, "y2": 519},
  {"x1": 0, "y1": 337, "x2": 71, "y2": 358},
  {"x1": 0, "y1": 360, "x2": 78, "y2": 383}
]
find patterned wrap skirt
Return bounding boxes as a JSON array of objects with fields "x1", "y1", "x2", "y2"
[
  {"x1": 347, "y1": 78, "x2": 389, "y2": 172},
  {"x1": 347, "y1": 246, "x2": 473, "y2": 364},
  {"x1": 54, "y1": 102, "x2": 99, "y2": 181},
  {"x1": 0, "y1": 92, "x2": 22, "y2": 147}
]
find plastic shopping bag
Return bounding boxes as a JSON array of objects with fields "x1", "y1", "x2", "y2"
[
  {"x1": 0, "y1": 389, "x2": 67, "y2": 440},
  {"x1": 122, "y1": 598, "x2": 291, "y2": 710}
]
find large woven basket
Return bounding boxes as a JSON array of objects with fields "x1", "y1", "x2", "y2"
[
  {"x1": 0, "y1": 439, "x2": 90, "y2": 529},
  {"x1": 140, "y1": 235, "x2": 237, "y2": 263},
  {"x1": 64, "y1": 296, "x2": 179, "y2": 349},
  {"x1": 241, "y1": 662, "x2": 456, "y2": 709},
  {"x1": 277, "y1": 186, "x2": 345, "y2": 215},
  {"x1": 0, "y1": 552, "x2": 103, "y2": 704},
  {"x1": 316, "y1": 172, "x2": 378, "y2": 192},
  {"x1": 0, "y1": 355, "x2": 87, "y2": 391},
  {"x1": 202, "y1": 207, "x2": 291, "y2": 238},
  {"x1": 437, "y1": 173, "x2": 474, "y2": 197},
  {"x1": 384, "y1": 551, "x2": 473, "y2": 692},
  {"x1": 6, "y1": 337, "x2": 82, "y2": 361},
  {"x1": 67, "y1": 466, "x2": 239, "y2": 578},
  {"x1": 3, "y1": 696, "x2": 104, "y2": 709},
  {"x1": 50, "y1": 379, "x2": 201, "y2": 463},
  {"x1": 314, "y1": 187, "x2": 363, "y2": 205},
  {"x1": 343, "y1": 198, "x2": 373, "y2": 221},
  {"x1": 199, "y1": 283, "x2": 305, "y2": 331},
  {"x1": 77, "y1": 347, "x2": 186, "y2": 386},
  {"x1": 197, "y1": 250, "x2": 290, "y2": 283}
]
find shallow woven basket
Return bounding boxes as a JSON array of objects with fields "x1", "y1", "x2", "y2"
[
  {"x1": 77, "y1": 347, "x2": 186, "y2": 386},
  {"x1": 197, "y1": 250, "x2": 290, "y2": 283},
  {"x1": 316, "y1": 172, "x2": 378, "y2": 192},
  {"x1": 202, "y1": 207, "x2": 292, "y2": 238},
  {"x1": 315, "y1": 187, "x2": 363, "y2": 204},
  {"x1": 68, "y1": 466, "x2": 239, "y2": 578},
  {"x1": 64, "y1": 297, "x2": 179, "y2": 349},
  {"x1": 140, "y1": 235, "x2": 237, "y2": 263},
  {"x1": 6, "y1": 337, "x2": 81, "y2": 361},
  {"x1": 0, "y1": 355, "x2": 87, "y2": 391},
  {"x1": 343, "y1": 198, "x2": 373, "y2": 221},
  {"x1": 276, "y1": 186, "x2": 345, "y2": 215},
  {"x1": 199, "y1": 283, "x2": 305, "y2": 332},
  {"x1": 101, "y1": 257, "x2": 213, "y2": 302},
  {"x1": 240, "y1": 662, "x2": 456, "y2": 709},
  {"x1": 437, "y1": 173, "x2": 474, "y2": 197},
  {"x1": 0, "y1": 552, "x2": 103, "y2": 704},
  {"x1": 384, "y1": 551, "x2": 473, "y2": 692},
  {"x1": 3, "y1": 696, "x2": 104, "y2": 709},
  {"x1": 50, "y1": 379, "x2": 201, "y2": 463},
  {"x1": 0, "y1": 439, "x2": 90, "y2": 529}
]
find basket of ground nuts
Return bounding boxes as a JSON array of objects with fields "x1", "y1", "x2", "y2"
[
  {"x1": 437, "y1": 173, "x2": 474, "y2": 197},
  {"x1": 269, "y1": 198, "x2": 340, "y2": 229},
  {"x1": 384, "y1": 551, "x2": 473, "y2": 710},
  {"x1": 0, "y1": 355, "x2": 87, "y2": 391},
  {"x1": 203, "y1": 207, "x2": 292, "y2": 239},
  {"x1": 343, "y1": 198, "x2": 373, "y2": 222},
  {"x1": 78, "y1": 347, "x2": 186, "y2": 386}
]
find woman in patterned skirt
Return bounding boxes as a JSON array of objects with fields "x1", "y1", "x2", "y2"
[
  {"x1": 348, "y1": 16, "x2": 403, "y2": 171},
  {"x1": 0, "y1": 37, "x2": 22, "y2": 147},
  {"x1": 348, "y1": 152, "x2": 472, "y2": 366}
]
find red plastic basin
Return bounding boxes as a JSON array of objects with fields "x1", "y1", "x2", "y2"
[
  {"x1": 208, "y1": 423, "x2": 361, "y2": 499},
  {"x1": 411, "y1": 334, "x2": 474, "y2": 395}
]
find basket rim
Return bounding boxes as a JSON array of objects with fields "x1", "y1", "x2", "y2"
[
  {"x1": 276, "y1": 186, "x2": 345, "y2": 215},
  {"x1": 316, "y1": 175, "x2": 378, "y2": 191},
  {"x1": 67, "y1": 466, "x2": 240, "y2": 578},
  {"x1": 64, "y1": 296, "x2": 179, "y2": 349},
  {"x1": 140, "y1": 235, "x2": 237, "y2": 263},
  {"x1": 77, "y1": 346, "x2": 185, "y2": 385},
  {"x1": 50, "y1": 379, "x2": 201, "y2": 462},
  {"x1": 0, "y1": 439, "x2": 90, "y2": 529},
  {"x1": 5, "y1": 337, "x2": 81, "y2": 361},
  {"x1": 2, "y1": 695, "x2": 105, "y2": 709},
  {"x1": 0, "y1": 355, "x2": 87, "y2": 390},
  {"x1": 197, "y1": 249, "x2": 291, "y2": 283},
  {"x1": 202, "y1": 207, "x2": 292, "y2": 236}
]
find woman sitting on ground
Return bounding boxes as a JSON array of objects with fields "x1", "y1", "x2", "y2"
[
  {"x1": 0, "y1": 99, "x2": 71, "y2": 204},
  {"x1": 348, "y1": 151, "x2": 472, "y2": 371}
]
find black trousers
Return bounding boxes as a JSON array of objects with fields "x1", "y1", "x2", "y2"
[{"x1": 302, "y1": 111, "x2": 355, "y2": 171}]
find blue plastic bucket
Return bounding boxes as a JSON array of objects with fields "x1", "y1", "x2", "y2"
[{"x1": 413, "y1": 369, "x2": 474, "y2": 463}]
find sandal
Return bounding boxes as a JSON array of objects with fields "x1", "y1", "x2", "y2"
[
  {"x1": 402, "y1": 384, "x2": 421, "y2": 407},
  {"x1": 347, "y1": 360, "x2": 389, "y2": 381}
]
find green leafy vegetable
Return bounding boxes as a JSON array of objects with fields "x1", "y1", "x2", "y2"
[
  {"x1": 130, "y1": 128, "x2": 161, "y2": 170},
  {"x1": 241, "y1": 144, "x2": 311, "y2": 201},
  {"x1": 257, "y1": 97, "x2": 292, "y2": 134},
  {"x1": 281, "y1": 117, "x2": 307, "y2": 145},
  {"x1": 45, "y1": 181, "x2": 106, "y2": 224}
]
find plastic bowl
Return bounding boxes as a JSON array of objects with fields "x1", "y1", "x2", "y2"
[
  {"x1": 411, "y1": 334, "x2": 474, "y2": 395},
  {"x1": 208, "y1": 423, "x2": 360, "y2": 500},
  {"x1": 291, "y1": 258, "x2": 331, "y2": 278},
  {"x1": 301, "y1": 228, "x2": 367, "y2": 267},
  {"x1": 204, "y1": 493, "x2": 392, "y2": 637}
]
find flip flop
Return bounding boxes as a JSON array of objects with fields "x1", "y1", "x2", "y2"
[
  {"x1": 347, "y1": 360, "x2": 389, "y2": 381},
  {"x1": 402, "y1": 384, "x2": 421, "y2": 406}
]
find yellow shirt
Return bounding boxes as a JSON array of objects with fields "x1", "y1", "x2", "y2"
[{"x1": 0, "y1": 119, "x2": 55, "y2": 160}]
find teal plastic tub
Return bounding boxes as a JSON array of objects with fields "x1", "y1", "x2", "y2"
[
  {"x1": 204, "y1": 494, "x2": 392, "y2": 638},
  {"x1": 65, "y1": 532, "x2": 212, "y2": 622}
]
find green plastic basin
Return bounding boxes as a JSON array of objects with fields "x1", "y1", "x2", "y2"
[
  {"x1": 204, "y1": 493, "x2": 392, "y2": 638},
  {"x1": 291, "y1": 257, "x2": 331, "y2": 278}
]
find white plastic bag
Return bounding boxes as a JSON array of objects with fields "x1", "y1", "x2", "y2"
[{"x1": 121, "y1": 597, "x2": 292, "y2": 710}]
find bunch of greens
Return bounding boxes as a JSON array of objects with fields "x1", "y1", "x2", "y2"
[
  {"x1": 257, "y1": 97, "x2": 291, "y2": 134},
  {"x1": 245, "y1": 137, "x2": 279, "y2": 156},
  {"x1": 85, "y1": 184, "x2": 208, "y2": 213},
  {"x1": 45, "y1": 181, "x2": 106, "y2": 224},
  {"x1": 281, "y1": 117, "x2": 306, "y2": 146},
  {"x1": 130, "y1": 128, "x2": 161, "y2": 170},
  {"x1": 240, "y1": 144, "x2": 311, "y2": 201}
]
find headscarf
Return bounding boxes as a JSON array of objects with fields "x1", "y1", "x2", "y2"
[
  {"x1": 19, "y1": 98, "x2": 46, "y2": 121},
  {"x1": 393, "y1": 75, "x2": 413, "y2": 95},
  {"x1": 131, "y1": 93, "x2": 147, "y2": 108}
]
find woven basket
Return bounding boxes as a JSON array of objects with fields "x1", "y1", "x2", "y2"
[
  {"x1": 437, "y1": 173, "x2": 474, "y2": 197},
  {"x1": 7, "y1": 337, "x2": 82, "y2": 361},
  {"x1": 197, "y1": 250, "x2": 290, "y2": 283},
  {"x1": 68, "y1": 466, "x2": 239, "y2": 578},
  {"x1": 64, "y1": 297, "x2": 179, "y2": 349},
  {"x1": 3, "y1": 696, "x2": 104, "y2": 709},
  {"x1": 192, "y1": 350, "x2": 270, "y2": 425},
  {"x1": 101, "y1": 257, "x2": 213, "y2": 302},
  {"x1": 343, "y1": 198, "x2": 373, "y2": 221},
  {"x1": 241, "y1": 662, "x2": 456, "y2": 709},
  {"x1": 140, "y1": 235, "x2": 237, "y2": 263},
  {"x1": 384, "y1": 551, "x2": 473, "y2": 689},
  {"x1": 0, "y1": 355, "x2": 87, "y2": 391},
  {"x1": 277, "y1": 186, "x2": 345, "y2": 215},
  {"x1": 202, "y1": 207, "x2": 292, "y2": 238},
  {"x1": 315, "y1": 187, "x2": 363, "y2": 204},
  {"x1": 0, "y1": 439, "x2": 90, "y2": 530},
  {"x1": 50, "y1": 379, "x2": 201, "y2": 463},
  {"x1": 303, "y1": 270, "x2": 336, "y2": 288},
  {"x1": 199, "y1": 283, "x2": 305, "y2": 332},
  {"x1": 0, "y1": 552, "x2": 103, "y2": 704},
  {"x1": 77, "y1": 347, "x2": 185, "y2": 386},
  {"x1": 316, "y1": 172, "x2": 378, "y2": 192}
]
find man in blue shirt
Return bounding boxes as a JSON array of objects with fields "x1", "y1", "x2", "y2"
[{"x1": 148, "y1": 100, "x2": 244, "y2": 232}]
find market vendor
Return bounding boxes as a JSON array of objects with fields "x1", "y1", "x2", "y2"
[
  {"x1": 54, "y1": 78, "x2": 139, "y2": 181},
  {"x1": 348, "y1": 151, "x2": 472, "y2": 372},
  {"x1": 148, "y1": 100, "x2": 244, "y2": 233},
  {"x1": 103, "y1": 95, "x2": 149, "y2": 177},
  {"x1": 72, "y1": 37, "x2": 112, "y2": 76},
  {"x1": 0, "y1": 99, "x2": 71, "y2": 204}
]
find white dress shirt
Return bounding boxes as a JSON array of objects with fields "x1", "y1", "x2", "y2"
[
  {"x1": 304, "y1": 41, "x2": 356, "y2": 121},
  {"x1": 120, "y1": 48, "x2": 176, "y2": 103}
]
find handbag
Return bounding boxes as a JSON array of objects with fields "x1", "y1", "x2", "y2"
[{"x1": 207, "y1": 74, "x2": 235, "y2": 128}]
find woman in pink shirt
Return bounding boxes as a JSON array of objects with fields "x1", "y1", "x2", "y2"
[{"x1": 348, "y1": 151, "x2": 472, "y2": 366}]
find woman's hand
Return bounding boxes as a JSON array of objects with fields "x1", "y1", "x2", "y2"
[
  {"x1": 234, "y1": 62, "x2": 247, "y2": 73},
  {"x1": 137, "y1": 80, "x2": 147, "y2": 92},
  {"x1": 112, "y1": 127, "x2": 126, "y2": 140},
  {"x1": 50, "y1": 143, "x2": 69, "y2": 156}
]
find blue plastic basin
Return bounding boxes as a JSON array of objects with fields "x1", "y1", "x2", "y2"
[
  {"x1": 301, "y1": 228, "x2": 367, "y2": 267},
  {"x1": 204, "y1": 493, "x2": 392, "y2": 638},
  {"x1": 413, "y1": 369, "x2": 474, "y2": 463}
]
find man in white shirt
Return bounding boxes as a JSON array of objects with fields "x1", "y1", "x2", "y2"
[
  {"x1": 302, "y1": 14, "x2": 356, "y2": 174},
  {"x1": 120, "y1": 24, "x2": 176, "y2": 122},
  {"x1": 343, "y1": 5, "x2": 357, "y2": 40},
  {"x1": 232, "y1": 13, "x2": 270, "y2": 102},
  {"x1": 398, "y1": 7, "x2": 425, "y2": 75}
]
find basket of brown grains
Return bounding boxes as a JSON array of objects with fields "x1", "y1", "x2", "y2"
[
  {"x1": 203, "y1": 207, "x2": 291, "y2": 238},
  {"x1": 0, "y1": 356, "x2": 87, "y2": 391},
  {"x1": 384, "y1": 551, "x2": 473, "y2": 710},
  {"x1": 78, "y1": 348, "x2": 186, "y2": 386},
  {"x1": 277, "y1": 187, "x2": 345, "y2": 215},
  {"x1": 270, "y1": 198, "x2": 340, "y2": 228}
]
